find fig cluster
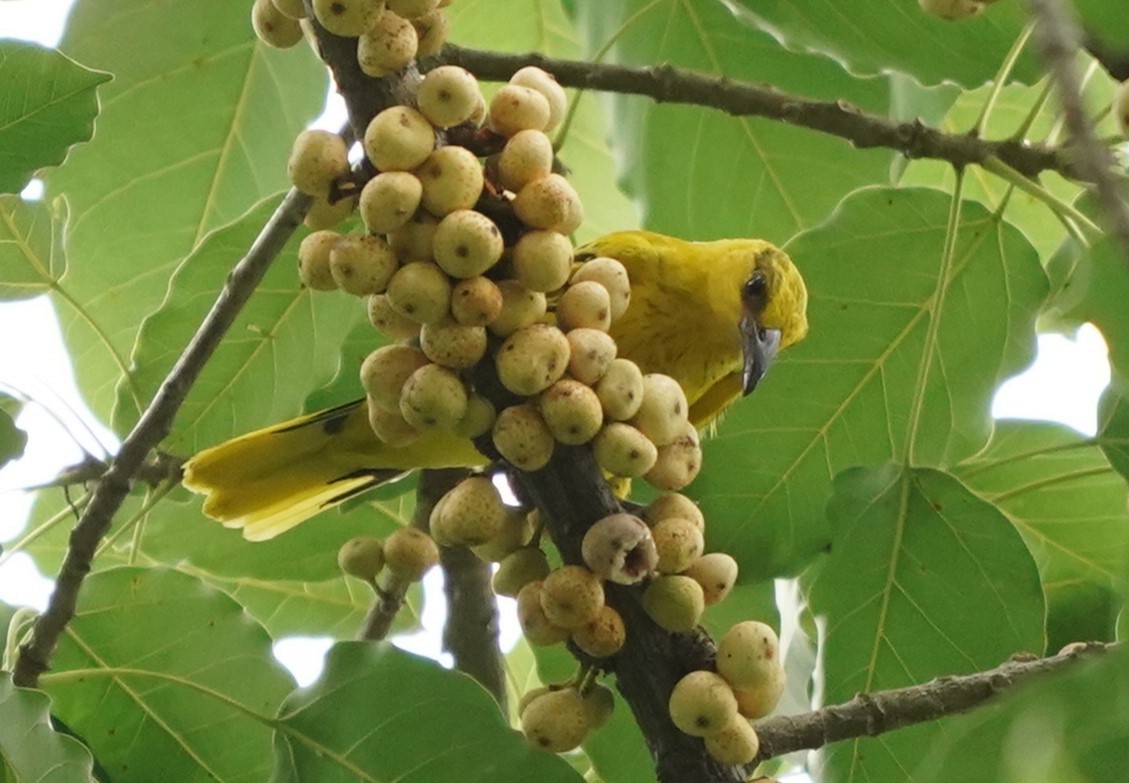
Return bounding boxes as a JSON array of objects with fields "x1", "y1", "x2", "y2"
[
  {"x1": 668, "y1": 621, "x2": 787, "y2": 764},
  {"x1": 519, "y1": 681, "x2": 615, "y2": 753},
  {"x1": 336, "y1": 527, "x2": 439, "y2": 584},
  {"x1": 281, "y1": 53, "x2": 704, "y2": 491},
  {"x1": 424, "y1": 481, "x2": 779, "y2": 755},
  {"x1": 284, "y1": 63, "x2": 588, "y2": 456},
  {"x1": 252, "y1": 0, "x2": 452, "y2": 72}
]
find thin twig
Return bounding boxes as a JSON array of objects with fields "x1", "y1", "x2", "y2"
[
  {"x1": 437, "y1": 45, "x2": 1080, "y2": 182},
  {"x1": 1027, "y1": 0, "x2": 1129, "y2": 267},
  {"x1": 357, "y1": 469, "x2": 465, "y2": 641},
  {"x1": 12, "y1": 188, "x2": 313, "y2": 687},
  {"x1": 753, "y1": 641, "x2": 1116, "y2": 763}
]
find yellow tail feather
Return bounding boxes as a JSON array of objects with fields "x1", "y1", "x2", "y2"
[{"x1": 182, "y1": 400, "x2": 484, "y2": 539}]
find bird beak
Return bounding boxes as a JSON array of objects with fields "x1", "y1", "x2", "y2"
[{"x1": 740, "y1": 315, "x2": 781, "y2": 395}]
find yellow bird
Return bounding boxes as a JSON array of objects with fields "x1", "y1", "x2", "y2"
[{"x1": 183, "y1": 231, "x2": 809, "y2": 541}]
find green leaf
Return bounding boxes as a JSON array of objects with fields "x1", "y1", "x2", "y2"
[
  {"x1": 0, "y1": 396, "x2": 27, "y2": 470},
  {"x1": 956, "y1": 420, "x2": 1128, "y2": 647},
  {"x1": 47, "y1": 0, "x2": 328, "y2": 423},
  {"x1": 887, "y1": 72, "x2": 960, "y2": 127},
  {"x1": 729, "y1": 0, "x2": 1042, "y2": 88},
  {"x1": 119, "y1": 194, "x2": 364, "y2": 453},
  {"x1": 447, "y1": 0, "x2": 638, "y2": 242},
  {"x1": 302, "y1": 316, "x2": 384, "y2": 412},
  {"x1": 0, "y1": 391, "x2": 25, "y2": 483},
  {"x1": 0, "y1": 601, "x2": 15, "y2": 648},
  {"x1": 697, "y1": 186, "x2": 1048, "y2": 577},
  {"x1": 913, "y1": 647, "x2": 1129, "y2": 783},
  {"x1": 568, "y1": 0, "x2": 894, "y2": 241},
  {"x1": 16, "y1": 485, "x2": 412, "y2": 640},
  {"x1": 204, "y1": 573, "x2": 407, "y2": 640},
  {"x1": 0, "y1": 673, "x2": 96, "y2": 783},
  {"x1": 1060, "y1": 237, "x2": 1129, "y2": 381},
  {"x1": 1098, "y1": 387, "x2": 1129, "y2": 488},
  {"x1": 580, "y1": 689, "x2": 651, "y2": 783},
  {"x1": 808, "y1": 465, "x2": 1045, "y2": 781},
  {"x1": 42, "y1": 567, "x2": 293, "y2": 783},
  {"x1": 140, "y1": 490, "x2": 421, "y2": 638},
  {"x1": 271, "y1": 642, "x2": 583, "y2": 783},
  {"x1": 18, "y1": 477, "x2": 418, "y2": 625},
  {"x1": 0, "y1": 42, "x2": 110, "y2": 194},
  {"x1": 0, "y1": 194, "x2": 66, "y2": 301}
]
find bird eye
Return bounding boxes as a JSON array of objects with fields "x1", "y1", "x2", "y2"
[{"x1": 743, "y1": 272, "x2": 767, "y2": 301}]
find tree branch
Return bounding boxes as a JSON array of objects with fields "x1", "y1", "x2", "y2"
[
  {"x1": 1026, "y1": 0, "x2": 1129, "y2": 266},
  {"x1": 438, "y1": 544, "x2": 507, "y2": 709},
  {"x1": 463, "y1": 364, "x2": 744, "y2": 782},
  {"x1": 752, "y1": 641, "x2": 1116, "y2": 764},
  {"x1": 509, "y1": 449, "x2": 744, "y2": 782},
  {"x1": 436, "y1": 45, "x2": 1081, "y2": 182},
  {"x1": 13, "y1": 188, "x2": 313, "y2": 687},
  {"x1": 305, "y1": 5, "x2": 422, "y2": 138}
]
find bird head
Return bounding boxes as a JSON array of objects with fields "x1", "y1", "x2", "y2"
[{"x1": 736, "y1": 244, "x2": 808, "y2": 394}]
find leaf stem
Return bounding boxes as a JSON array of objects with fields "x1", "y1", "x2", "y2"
[
  {"x1": 553, "y1": 0, "x2": 665, "y2": 154},
  {"x1": 975, "y1": 23, "x2": 1036, "y2": 136},
  {"x1": 980, "y1": 155, "x2": 1102, "y2": 234},
  {"x1": 905, "y1": 170, "x2": 966, "y2": 465},
  {"x1": 1014, "y1": 79, "x2": 1054, "y2": 140},
  {"x1": 956, "y1": 437, "x2": 1096, "y2": 479},
  {"x1": 93, "y1": 480, "x2": 178, "y2": 562}
]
